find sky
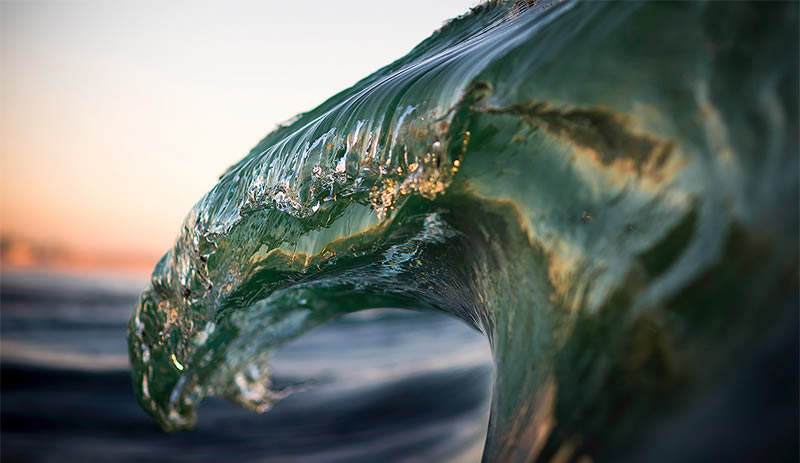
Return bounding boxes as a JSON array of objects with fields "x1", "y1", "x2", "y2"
[{"x1": 0, "y1": 0, "x2": 479, "y2": 265}]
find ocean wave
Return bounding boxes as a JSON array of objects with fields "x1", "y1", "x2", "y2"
[{"x1": 128, "y1": 1, "x2": 798, "y2": 460}]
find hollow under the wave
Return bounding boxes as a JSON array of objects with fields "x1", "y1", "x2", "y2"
[{"x1": 195, "y1": 308, "x2": 495, "y2": 462}]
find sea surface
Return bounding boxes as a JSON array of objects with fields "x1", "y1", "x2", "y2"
[{"x1": 1, "y1": 269, "x2": 493, "y2": 462}]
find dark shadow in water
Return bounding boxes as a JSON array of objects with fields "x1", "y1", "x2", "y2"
[{"x1": 1, "y1": 363, "x2": 491, "y2": 463}]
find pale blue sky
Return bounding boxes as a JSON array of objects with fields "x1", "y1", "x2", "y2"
[{"x1": 1, "y1": 0, "x2": 479, "y2": 257}]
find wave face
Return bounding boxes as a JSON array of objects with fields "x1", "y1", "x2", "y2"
[{"x1": 128, "y1": 1, "x2": 799, "y2": 461}]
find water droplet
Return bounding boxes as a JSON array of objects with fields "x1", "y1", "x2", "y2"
[{"x1": 170, "y1": 353, "x2": 185, "y2": 371}]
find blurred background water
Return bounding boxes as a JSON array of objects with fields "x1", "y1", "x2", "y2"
[{"x1": 0, "y1": 269, "x2": 493, "y2": 462}]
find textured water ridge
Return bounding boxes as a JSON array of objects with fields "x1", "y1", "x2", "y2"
[{"x1": 129, "y1": 1, "x2": 798, "y2": 461}]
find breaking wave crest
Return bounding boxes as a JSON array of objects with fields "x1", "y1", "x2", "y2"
[{"x1": 128, "y1": 1, "x2": 798, "y2": 460}]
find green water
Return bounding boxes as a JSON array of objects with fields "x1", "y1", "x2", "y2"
[{"x1": 129, "y1": 1, "x2": 798, "y2": 460}]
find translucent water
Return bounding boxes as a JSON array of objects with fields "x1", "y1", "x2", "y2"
[{"x1": 128, "y1": 1, "x2": 799, "y2": 460}]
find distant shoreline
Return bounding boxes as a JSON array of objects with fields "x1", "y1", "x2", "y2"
[{"x1": 0, "y1": 235, "x2": 157, "y2": 280}]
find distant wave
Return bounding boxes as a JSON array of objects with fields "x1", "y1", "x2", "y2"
[
  {"x1": 1, "y1": 340, "x2": 130, "y2": 371},
  {"x1": 129, "y1": 1, "x2": 798, "y2": 461}
]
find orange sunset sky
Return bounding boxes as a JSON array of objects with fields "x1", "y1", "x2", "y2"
[{"x1": 1, "y1": 0, "x2": 477, "y2": 275}]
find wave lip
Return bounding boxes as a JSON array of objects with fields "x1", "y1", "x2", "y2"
[{"x1": 129, "y1": 1, "x2": 799, "y2": 461}]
